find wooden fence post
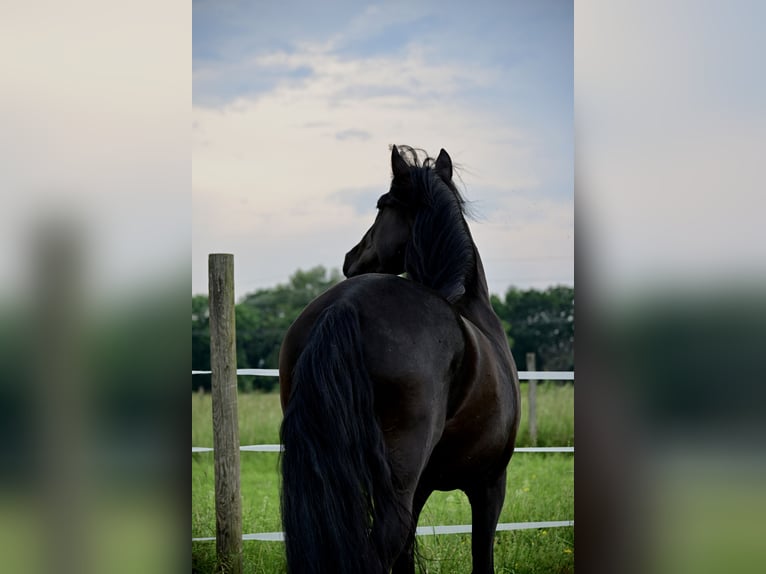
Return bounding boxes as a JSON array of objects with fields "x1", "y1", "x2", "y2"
[
  {"x1": 208, "y1": 254, "x2": 242, "y2": 574},
  {"x1": 526, "y1": 352, "x2": 538, "y2": 447}
]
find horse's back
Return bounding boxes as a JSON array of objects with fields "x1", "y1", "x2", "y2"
[{"x1": 279, "y1": 274, "x2": 464, "y2": 414}]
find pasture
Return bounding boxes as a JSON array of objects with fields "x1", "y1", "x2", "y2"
[{"x1": 191, "y1": 383, "x2": 574, "y2": 573}]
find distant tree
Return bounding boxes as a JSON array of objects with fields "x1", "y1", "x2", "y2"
[
  {"x1": 492, "y1": 286, "x2": 574, "y2": 373},
  {"x1": 192, "y1": 266, "x2": 342, "y2": 393},
  {"x1": 194, "y1": 269, "x2": 572, "y2": 393},
  {"x1": 236, "y1": 266, "x2": 341, "y2": 391},
  {"x1": 490, "y1": 293, "x2": 514, "y2": 350}
]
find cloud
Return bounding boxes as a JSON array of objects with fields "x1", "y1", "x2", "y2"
[
  {"x1": 192, "y1": 42, "x2": 537, "y2": 188},
  {"x1": 330, "y1": 186, "x2": 383, "y2": 215},
  {"x1": 335, "y1": 129, "x2": 372, "y2": 142}
]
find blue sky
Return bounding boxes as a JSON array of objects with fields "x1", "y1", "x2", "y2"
[{"x1": 192, "y1": 0, "x2": 573, "y2": 297}]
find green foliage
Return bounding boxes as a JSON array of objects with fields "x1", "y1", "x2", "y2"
[
  {"x1": 191, "y1": 266, "x2": 342, "y2": 392},
  {"x1": 515, "y1": 383, "x2": 575, "y2": 447},
  {"x1": 492, "y1": 285, "x2": 574, "y2": 371},
  {"x1": 192, "y1": 267, "x2": 574, "y2": 392}
]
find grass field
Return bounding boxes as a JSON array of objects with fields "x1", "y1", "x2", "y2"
[{"x1": 192, "y1": 383, "x2": 574, "y2": 573}]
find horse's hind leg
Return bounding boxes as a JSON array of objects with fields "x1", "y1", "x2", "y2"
[
  {"x1": 391, "y1": 482, "x2": 432, "y2": 574},
  {"x1": 465, "y1": 469, "x2": 507, "y2": 574},
  {"x1": 372, "y1": 494, "x2": 411, "y2": 572}
]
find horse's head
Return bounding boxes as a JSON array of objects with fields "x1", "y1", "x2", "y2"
[{"x1": 343, "y1": 145, "x2": 453, "y2": 278}]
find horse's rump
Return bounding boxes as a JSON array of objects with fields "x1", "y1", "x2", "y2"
[{"x1": 280, "y1": 273, "x2": 516, "y2": 491}]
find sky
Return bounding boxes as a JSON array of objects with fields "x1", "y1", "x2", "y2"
[{"x1": 192, "y1": 0, "x2": 573, "y2": 298}]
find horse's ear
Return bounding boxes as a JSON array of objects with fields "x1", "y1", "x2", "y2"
[
  {"x1": 443, "y1": 282, "x2": 466, "y2": 304},
  {"x1": 435, "y1": 148, "x2": 452, "y2": 182},
  {"x1": 391, "y1": 145, "x2": 409, "y2": 180}
]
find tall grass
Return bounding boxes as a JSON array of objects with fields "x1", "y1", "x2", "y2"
[
  {"x1": 515, "y1": 382, "x2": 575, "y2": 447},
  {"x1": 192, "y1": 383, "x2": 573, "y2": 573}
]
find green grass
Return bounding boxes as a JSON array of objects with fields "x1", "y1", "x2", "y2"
[
  {"x1": 192, "y1": 384, "x2": 574, "y2": 573},
  {"x1": 515, "y1": 383, "x2": 575, "y2": 448}
]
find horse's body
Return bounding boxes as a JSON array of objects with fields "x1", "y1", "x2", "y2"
[{"x1": 279, "y1": 146, "x2": 520, "y2": 573}]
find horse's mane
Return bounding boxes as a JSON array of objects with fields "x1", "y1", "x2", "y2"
[{"x1": 392, "y1": 146, "x2": 476, "y2": 303}]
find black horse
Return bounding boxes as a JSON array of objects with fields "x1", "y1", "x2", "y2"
[{"x1": 279, "y1": 145, "x2": 520, "y2": 573}]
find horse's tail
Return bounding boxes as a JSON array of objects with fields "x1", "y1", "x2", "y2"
[{"x1": 279, "y1": 301, "x2": 401, "y2": 574}]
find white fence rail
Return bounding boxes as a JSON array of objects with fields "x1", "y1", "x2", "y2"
[
  {"x1": 192, "y1": 445, "x2": 573, "y2": 453},
  {"x1": 193, "y1": 369, "x2": 575, "y2": 380},
  {"x1": 192, "y1": 521, "x2": 575, "y2": 543}
]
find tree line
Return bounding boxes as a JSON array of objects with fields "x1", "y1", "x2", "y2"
[{"x1": 192, "y1": 266, "x2": 573, "y2": 392}]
